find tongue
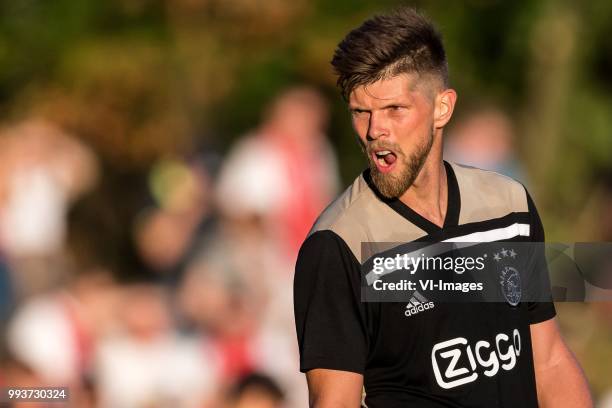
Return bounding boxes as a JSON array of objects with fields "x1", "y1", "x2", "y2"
[{"x1": 383, "y1": 153, "x2": 396, "y2": 165}]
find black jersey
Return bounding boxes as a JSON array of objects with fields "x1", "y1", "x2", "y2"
[{"x1": 293, "y1": 161, "x2": 555, "y2": 408}]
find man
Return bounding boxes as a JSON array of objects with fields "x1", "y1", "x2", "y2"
[
  {"x1": 293, "y1": 8, "x2": 592, "y2": 408},
  {"x1": 217, "y1": 86, "x2": 339, "y2": 261}
]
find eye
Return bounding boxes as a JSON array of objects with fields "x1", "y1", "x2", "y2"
[{"x1": 350, "y1": 108, "x2": 369, "y2": 118}]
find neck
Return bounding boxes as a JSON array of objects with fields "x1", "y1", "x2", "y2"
[{"x1": 399, "y1": 137, "x2": 447, "y2": 228}]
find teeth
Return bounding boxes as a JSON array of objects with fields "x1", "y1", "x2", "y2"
[{"x1": 376, "y1": 150, "x2": 391, "y2": 156}]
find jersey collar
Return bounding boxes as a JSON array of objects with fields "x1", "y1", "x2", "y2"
[{"x1": 363, "y1": 160, "x2": 461, "y2": 235}]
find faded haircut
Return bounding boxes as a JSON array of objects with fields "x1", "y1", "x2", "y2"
[{"x1": 331, "y1": 8, "x2": 448, "y2": 100}]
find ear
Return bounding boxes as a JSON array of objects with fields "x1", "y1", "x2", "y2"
[{"x1": 433, "y1": 88, "x2": 457, "y2": 129}]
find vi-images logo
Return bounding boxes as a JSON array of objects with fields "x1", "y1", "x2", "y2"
[
  {"x1": 405, "y1": 291, "x2": 435, "y2": 317},
  {"x1": 431, "y1": 328, "x2": 522, "y2": 389}
]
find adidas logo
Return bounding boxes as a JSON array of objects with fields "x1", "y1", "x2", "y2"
[{"x1": 405, "y1": 291, "x2": 435, "y2": 317}]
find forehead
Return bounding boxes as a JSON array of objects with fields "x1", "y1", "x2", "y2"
[{"x1": 349, "y1": 74, "x2": 431, "y2": 107}]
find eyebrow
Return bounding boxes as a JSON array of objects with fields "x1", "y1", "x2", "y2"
[
  {"x1": 349, "y1": 103, "x2": 410, "y2": 111},
  {"x1": 381, "y1": 103, "x2": 409, "y2": 109}
]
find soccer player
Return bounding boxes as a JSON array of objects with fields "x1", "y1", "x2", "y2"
[{"x1": 293, "y1": 8, "x2": 592, "y2": 408}]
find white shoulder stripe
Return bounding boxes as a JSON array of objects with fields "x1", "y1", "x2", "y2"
[
  {"x1": 365, "y1": 223, "x2": 531, "y2": 285},
  {"x1": 442, "y1": 223, "x2": 530, "y2": 243}
]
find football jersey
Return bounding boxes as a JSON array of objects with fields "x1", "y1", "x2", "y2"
[{"x1": 293, "y1": 161, "x2": 555, "y2": 407}]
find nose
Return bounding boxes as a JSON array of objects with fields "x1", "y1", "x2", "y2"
[{"x1": 367, "y1": 111, "x2": 389, "y2": 141}]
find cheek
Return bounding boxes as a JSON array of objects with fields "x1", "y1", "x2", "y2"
[
  {"x1": 398, "y1": 108, "x2": 432, "y2": 138},
  {"x1": 352, "y1": 117, "x2": 369, "y2": 138},
  {"x1": 393, "y1": 113, "x2": 433, "y2": 155}
]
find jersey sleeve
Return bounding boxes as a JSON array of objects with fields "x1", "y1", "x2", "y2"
[
  {"x1": 525, "y1": 189, "x2": 557, "y2": 324},
  {"x1": 293, "y1": 230, "x2": 368, "y2": 374}
]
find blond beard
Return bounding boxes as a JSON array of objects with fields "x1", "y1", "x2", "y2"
[{"x1": 361, "y1": 130, "x2": 434, "y2": 199}]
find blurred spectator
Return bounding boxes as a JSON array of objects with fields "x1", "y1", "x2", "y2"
[
  {"x1": 0, "y1": 347, "x2": 97, "y2": 407},
  {"x1": 178, "y1": 217, "x2": 307, "y2": 407},
  {"x1": 224, "y1": 373, "x2": 285, "y2": 408},
  {"x1": 216, "y1": 86, "x2": 339, "y2": 262},
  {"x1": 95, "y1": 282, "x2": 216, "y2": 408},
  {"x1": 0, "y1": 119, "x2": 99, "y2": 298},
  {"x1": 210, "y1": 86, "x2": 334, "y2": 406},
  {"x1": 134, "y1": 153, "x2": 218, "y2": 284},
  {"x1": 177, "y1": 220, "x2": 275, "y2": 379},
  {"x1": 0, "y1": 347, "x2": 43, "y2": 389},
  {"x1": 445, "y1": 106, "x2": 525, "y2": 181},
  {"x1": 0, "y1": 348, "x2": 48, "y2": 408},
  {"x1": 6, "y1": 268, "x2": 118, "y2": 385}
]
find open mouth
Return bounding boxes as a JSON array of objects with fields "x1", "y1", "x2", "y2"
[{"x1": 372, "y1": 149, "x2": 397, "y2": 172}]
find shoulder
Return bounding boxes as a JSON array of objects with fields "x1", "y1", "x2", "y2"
[
  {"x1": 450, "y1": 162, "x2": 531, "y2": 224},
  {"x1": 309, "y1": 174, "x2": 371, "y2": 234},
  {"x1": 302, "y1": 174, "x2": 372, "y2": 261},
  {"x1": 305, "y1": 173, "x2": 423, "y2": 261}
]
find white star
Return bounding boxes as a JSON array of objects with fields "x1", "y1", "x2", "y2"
[
  {"x1": 500, "y1": 248, "x2": 508, "y2": 257},
  {"x1": 509, "y1": 249, "x2": 517, "y2": 258},
  {"x1": 493, "y1": 253, "x2": 501, "y2": 261}
]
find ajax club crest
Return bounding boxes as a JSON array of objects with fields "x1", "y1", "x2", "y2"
[
  {"x1": 494, "y1": 248, "x2": 522, "y2": 306},
  {"x1": 499, "y1": 266, "x2": 521, "y2": 306}
]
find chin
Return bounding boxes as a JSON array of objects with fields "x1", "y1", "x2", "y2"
[{"x1": 370, "y1": 167, "x2": 413, "y2": 199}]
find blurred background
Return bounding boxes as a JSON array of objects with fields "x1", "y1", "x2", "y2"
[{"x1": 0, "y1": 0, "x2": 611, "y2": 407}]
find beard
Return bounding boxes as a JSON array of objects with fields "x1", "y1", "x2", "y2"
[{"x1": 360, "y1": 130, "x2": 434, "y2": 199}]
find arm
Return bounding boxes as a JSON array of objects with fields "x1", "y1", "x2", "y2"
[
  {"x1": 306, "y1": 369, "x2": 363, "y2": 408},
  {"x1": 530, "y1": 317, "x2": 592, "y2": 408},
  {"x1": 294, "y1": 231, "x2": 368, "y2": 406}
]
